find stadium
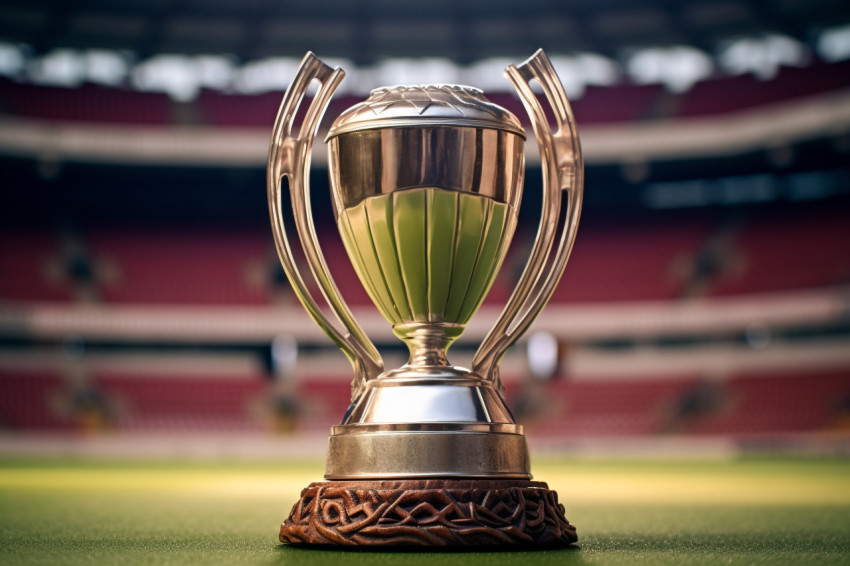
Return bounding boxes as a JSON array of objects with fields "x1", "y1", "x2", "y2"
[{"x1": 1, "y1": 0, "x2": 849, "y2": 562}]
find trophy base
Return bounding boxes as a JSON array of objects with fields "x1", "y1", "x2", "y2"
[{"x1": 279, "y1": 479, "x2": 577, "y2": 547}]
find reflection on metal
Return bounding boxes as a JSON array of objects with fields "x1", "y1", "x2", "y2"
[{"x1": 267, "y1": 49, "x2": 583, "y2": 480}]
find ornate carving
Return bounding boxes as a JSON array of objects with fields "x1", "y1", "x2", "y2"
[{"x1": 280, "y1": 479, "x2": 577, "y2": 547}]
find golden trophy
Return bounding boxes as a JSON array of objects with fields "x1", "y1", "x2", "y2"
[{"x1": 269, "y1": 49, "x2": 583, "y2": 547}]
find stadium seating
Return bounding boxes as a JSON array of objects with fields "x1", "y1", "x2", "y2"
[
  {"x1": 0, "y1": 232, "x2": 73, "y2": 302},
  {"x1": 87, "y1": 230, "x2": 272, "y2": 304},
  {"x1": 689, "y1": 369, "x2": 850, "y2": 435},
  {"x1": 708, "y1": 209, "x2": 850, "y2": 296},
  {"x1": 4, "y1": 205, "x2": 848, "y2": 306},
  {"x1": 2, "y1": 59, "x2": 849, "y2": 444},
  {"x1": 677, "y1": 60, "x2": 850, "y2": 117},
  {"x1": 507, "y1": 376, "x2": 699, "y2": 436},
  {"x1": 197, "y1": 90, "x2": 362, "y2": 128},
  {"x1": 0, "y1": 80, "x2": 172, "y2": 125},
  {"x1": 3, "y1": 364, "x2": 848, "y2": 437},
  {"x1": 550, "y1": 215, "x2": 713, "y2": 302},
  {"x1": 570, "y1": 83, "x2": 666, "y2": 123},
  {"x1": 297, "y1": 377, "x2": 355, "y2": 430},
  {"x1": 94, "y1": 371, "x2": 269, "y2": 431},
  {"x1": 5, "y1": 61, "x2": 848, "y2": 129},
  {"x1": 0, "y1": 371, "x2": 68, "y2": 430},
  {"x1": 197, "y1": 90, "x2": 284, "y2": 128}
]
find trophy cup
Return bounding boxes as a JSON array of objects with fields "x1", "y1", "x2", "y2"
[{"x1": 269, "y1": 49, "x2": 583, "y2": 547}]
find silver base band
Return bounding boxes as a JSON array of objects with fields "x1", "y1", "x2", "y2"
[{"x1": 325, "y1": 426, "x2": 532, "y2": 480}]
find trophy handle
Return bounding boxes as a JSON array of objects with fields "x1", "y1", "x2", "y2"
[
  {"x1": 267, "y1": 52, "x2": 383, "y2": 400},
  {"x1": 472, "y1": 49, "x2": 584, "y2": 389}
]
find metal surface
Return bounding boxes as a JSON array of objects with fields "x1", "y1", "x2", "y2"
[
  {"x1": 326, "y1": 376, "x2": 529, "y2": 478},
  {"x1": 268, "y1": 50, "x2": 583, "y2": 481},
  {"x1": 267, "y1": 52, "x2": 383, "y2": 402},
  {"x1": 326, "y1": 85, "x2": 525, "y2": 140},
  {"x1": 472, "y1": 49, "x2": 585, "y2": 391},
  {"x1": 325, "y1": 427, "x2": 531, "y2": 479},
  {"x1": 326, "y1": 86, "x2": 526, "y2": 383},
  {"x1": 328, "y1": 128, "x2": 524, "y2": 211},
  {"x1": 342, "y1": 378, "x2": 516, "y2": 426}
]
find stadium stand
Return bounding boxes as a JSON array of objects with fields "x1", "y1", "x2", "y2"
[
  {"x1": 707, "y1": 208, "x2": 850, "y2": 296},
  {"x1": 0, "y1": 62, "x2": 850, "y2": 132},
  {"x1": 550, "y1": 215, "x2": 714, "y2": 302},
  {"x1": 689, "y1": 368, "x2": 850, "y2": 435},
  {"x1": 2, "y1": 205, "x2": 849, "y2": 307},
  {"x1": 87, "y1": 230, "x2": 271, "y2": 305},
  {"x1": 2, "y1": 357, "x2": 849, "y2": 437},
  {"x1": 569, "y1": 83, "x2": 667, "y2": 124},
  {"x1": 4, "y1": 60, "x2": 848, "y2": 130},
  {"x1": 0, "y1": 232, "x2": 73, "y2": 302},
  {"x1": 0, "y1": 371, "x2": 67, "y2": 430},
  {"x1": 677, "y1": 60, "x2": 850, "y2": 117},
  {"x1": 0, "y1": 79, "x2": 173, "y2": 125},
  {"x1": 297, "y1": 377, "x2": 357, "y2": 431},
  {"x1": 95, "y1": 370, "x2": 268, "y2": 431},
  {"x1": 196, "y1": 90, "x2": 285, "y2": 128},
  {"x1": 1, "y1": 50, "x2": 849, "y2": 445},
  {"x1": 512, "y1": 375, "x2": 700, "y2": 436}
]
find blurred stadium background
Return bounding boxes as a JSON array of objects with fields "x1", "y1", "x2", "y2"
[{"x1": 1, "y1": 0, "x2": 849, "y2": 460}]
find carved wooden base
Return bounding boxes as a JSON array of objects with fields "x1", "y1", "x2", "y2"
[{"x1": 280, "y1": 479, "x2": 577, "y2": 547}]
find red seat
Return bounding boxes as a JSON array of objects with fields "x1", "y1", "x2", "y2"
[
  {"x1": 89, "y1": 230, "x2": 272, "y2": 304},
  {"x1": 504, "y1": 374, "x2": 698, "y2": 436},
  {"x1": 0, "y1": 371, "x2": 67, "y2": 429},
  {"x1": 690, "y1": 369, "x2": 850, "y2": 435},
  {"x1": 0, "y1": 79, "x2": 172, "y2": 125},
  {"x1": 96, "y1": 371, "x2": 269, "y2": 431},
  {"x1": 0, "y1": 233, "x2": 73, "y2": 302},
  {"x1": 709, "y1": 209, "x2": 850, "y2": 296},
  {"x1": 550, "y1": 216, "x2": 712, "y2": 303},
  {"x1": 678, "y1": 60, "x2": 850, "y2": 117}
]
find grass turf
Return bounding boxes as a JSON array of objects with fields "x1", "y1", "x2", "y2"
[{"x1": 1, "y1": 456, "x2": 849, "y2": 565}]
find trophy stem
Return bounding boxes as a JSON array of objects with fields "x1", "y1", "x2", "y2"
[{"x1": 393, "y1": 322, "x2": 465, "y2": 371}]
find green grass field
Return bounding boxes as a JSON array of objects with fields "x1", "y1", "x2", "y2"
[{"x1": 1, "y1": 456, "x2": 849, "y2": 565}]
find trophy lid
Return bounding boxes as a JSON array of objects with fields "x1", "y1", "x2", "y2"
[{"x1": 326, "y1": 84, "x2": 525, "y2": 140}]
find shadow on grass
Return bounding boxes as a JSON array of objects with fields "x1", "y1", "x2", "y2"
[
  {"x1": 274, "y1": 543, "x2": 584, "y2": 566},
  {"x1": 274, "y1": 531, "x2": 850, "y2": 566}
]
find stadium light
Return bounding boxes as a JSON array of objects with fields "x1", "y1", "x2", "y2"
[
  {"x1": 271, "y1": 334, "x2": 298, "y2": 381},
  {"x1": 27, "y1": 48, "x2": 86, "y2": 87},
  {"x1": 0, "y1": 31, "x2": 835, "y2": 102},
  {"x1": 131, "y1": 54, "x2": 202, "y2": 101},
  {"x1": 465, "y1": 57, "x2": 521, "y2": 91},
  {"x1": 0, "y1": 42, "x2": 26, "y2": 78},
  {"x1": 549, "y1": 53, "x2": 621, "y2": 99},
  {"x1": 195, "y1": 55, "x2": 237, "y2": 91},
  {"x1": 817, "y1": 24, "x2": 850, "y2": 62},
  {"x1": 374, "y1": 58, "x2": 459, "y2": 87},
  {"x1": 527, "y1": 331, "x2": 560, "y2": 381},
  {"x1": 234, "y1": 57, "x2": 300, "y2": 94},
  {"x1": 718, "y1": 34, "x2": 809, "y2": 80},
  {"x1": 626, "y1": 45, "x2": 713, "y2": 93},
  {"x1": 84, "y1": 50, "x2": 130, "y2": 86}
]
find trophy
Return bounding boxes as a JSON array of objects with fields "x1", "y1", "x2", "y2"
[{"x1": 269, "y1": 49, "x2": 583, "y2": 547}]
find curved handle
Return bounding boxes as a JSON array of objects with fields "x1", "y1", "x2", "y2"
[
  {"x1": 267, "y1": 52, "x2": 383, "y2": 401},
  {"x1": 472, "y1": 49, "x2": 584, "y2": 389}
]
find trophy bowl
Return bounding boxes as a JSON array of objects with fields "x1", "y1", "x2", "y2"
[
  {"x1": 324, "y1": 85, "x2": 531, "y2": 480},
  {"x1": 268, "y1": 50, "x2": 583, "y2": 547}
]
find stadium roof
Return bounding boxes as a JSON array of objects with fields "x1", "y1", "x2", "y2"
[{"x1": 1, "y1": 0, "x2": 848, "y2": 63}]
